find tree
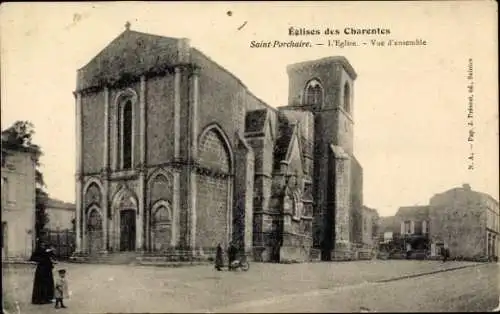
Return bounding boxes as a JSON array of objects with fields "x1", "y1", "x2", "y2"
[{"x1": 1, "y1": 121, "x2": 49, "y2": 244}]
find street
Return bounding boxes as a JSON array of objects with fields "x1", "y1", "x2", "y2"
[{"x1": 3, "y1": 260, "x2": 498, "y2": 313}]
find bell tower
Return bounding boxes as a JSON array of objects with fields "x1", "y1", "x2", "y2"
[{"x1": 286, "y1": 56, "x2": 357, "y2": 260}]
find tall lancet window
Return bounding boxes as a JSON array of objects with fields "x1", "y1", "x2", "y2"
[
  {"x1": 343, "y1": 82, "x2": 351, "y2": 113},
  {"x1": 119, "y1": 99, "x2": 133, "y2": 170},
  {"x1": 304, "y1": 79, "x2": 323, "y2": 107}
]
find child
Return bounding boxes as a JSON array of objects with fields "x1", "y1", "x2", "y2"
[{"x1": 54, "y1": 269, "x2": 69, "y2": 309}]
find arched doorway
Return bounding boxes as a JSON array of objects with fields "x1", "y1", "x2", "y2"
[
  {"x1": 112, "y1": 187, "x2": 138, "y2": 252},
  {"x1": 87, "y1": 207, "x2": 104, "y2": 255},
  {"x1": 120, "y1": 209, "x2": 136, "y2": 251},
  {"x1": 150, "y1": 201, "x2": 172, "y2": 252}
]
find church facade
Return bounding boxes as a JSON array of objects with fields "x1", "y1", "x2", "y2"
[{"x1": 74, "y1": 25, "x2": 364, "y2": 262}]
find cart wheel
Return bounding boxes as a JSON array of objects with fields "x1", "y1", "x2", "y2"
[{"x1": 241, "y1": 261, "x2": 250, "y2": 271}]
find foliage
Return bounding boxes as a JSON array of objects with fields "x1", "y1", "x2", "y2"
[{"x1": 2, "y1": 121, "x2": 49, "y2": 243}]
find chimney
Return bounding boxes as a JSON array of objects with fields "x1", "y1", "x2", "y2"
[
  {"x1": 462, "y1": 183, "x2": 471, "y2": 191},
  {"x1": 177, "y1": 38, "x2": 191, "y2": 64}
]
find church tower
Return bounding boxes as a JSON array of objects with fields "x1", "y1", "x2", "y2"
[{"x1": 286, "y1": 56, "x2": 357, "y2": 260}]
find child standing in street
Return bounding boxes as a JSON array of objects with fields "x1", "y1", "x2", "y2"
[{"x1": 54, "y1": 269, "x2": 69, "y2": 309}]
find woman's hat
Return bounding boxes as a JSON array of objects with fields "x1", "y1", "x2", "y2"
[{"x1": 58, "y1": 269, "x2": 66, "y2": 274}]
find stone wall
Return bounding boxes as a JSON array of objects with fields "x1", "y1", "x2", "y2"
[
  {"x1": 429, "y1": 186, "x2": 488, "y2": 258},
  {"x1": 191, "y1": 49, "x2": 248, "y2": 145},
  {"x1": 81, "y1": 91, "x2": 105, "y2": 174},
  {"x1": 145, "y1": 75, "x2": 175, "y2": 165},
  {"x1": 195, "y1": 174, "x2": 229, "y2": 251},
  {"x1": 350, "y1": 156, "x2": 363, "y2": 244},
  {"x1": 233, "y1": 136, "x2": 254, "y2": 254},
  {"x1": 1, "y1": 150, "x2": 36, "y2": 260}
]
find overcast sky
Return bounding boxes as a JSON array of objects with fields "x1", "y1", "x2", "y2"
[{"x1": 1, "y1": 2, "x2": 498, "y2": 216}]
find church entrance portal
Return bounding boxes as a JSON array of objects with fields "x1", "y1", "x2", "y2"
[{"x1": 120, "y1": 209, "x2": 136, "y2": 251}]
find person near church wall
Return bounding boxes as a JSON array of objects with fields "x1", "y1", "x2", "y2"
[
  {"x1": 30, "y1": 243, "x2": 56, "y2": 304},
  {"x1": 215, "y1": 243, "x2": 224, "y2": 271}
]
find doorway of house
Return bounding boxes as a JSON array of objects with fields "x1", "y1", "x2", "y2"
[{"x1": 120, "y1": 209, "x2": 136, "y2": 251}]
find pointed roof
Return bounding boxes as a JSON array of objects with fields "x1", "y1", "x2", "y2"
[
  {"x1": 273, "y1": 118, "x2": 297, "y2": 171},
  {"x1": 77, "y1": 28, "x2": 181, "y2": 91}
]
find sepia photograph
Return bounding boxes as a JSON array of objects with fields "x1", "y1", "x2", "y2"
[{"x1": 1, "y1": 1, "x2": 498, "y2": 313}]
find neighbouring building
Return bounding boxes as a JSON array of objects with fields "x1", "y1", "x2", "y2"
[
  {"x1": 396, "y1": 205, "x2": 430, "y2": 252},
  {"x1": 45, "y1": 198, "x2": 76, "y2": 231},
  {"x1": 361, "y1": 206, "x2": 379, "y2": 249},
  {"x1": 74, "y1": 24, "x2": 365, "y2": 263},
  {"x1": 378, "y1": 184, "x2": 499, "y2": 260},
  {"x1": 378, "y1": 216, "x2": 398, "y2": 244},
  {"x1": 376, "y1": 206, "x2": 430, "y2": 255},
  {"x1": 429, "y1": 184, "x2": 499, "y2": 260},
  {"x1": 1, "y1": 137, "x2": 38, "y2": 260}
]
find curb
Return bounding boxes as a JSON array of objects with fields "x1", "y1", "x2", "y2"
[
  {"x1": 374, "y1": 263, "x2": 486, "y2": 283},
  {"x1": 3, "y1": 261, "x2": 37, "y2": 266}
]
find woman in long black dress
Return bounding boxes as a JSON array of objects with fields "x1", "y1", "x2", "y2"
[{"x1": 31, "y1": 244, "x2": 56, "y2": 304}]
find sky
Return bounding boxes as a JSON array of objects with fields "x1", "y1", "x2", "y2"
[{"x1": 1, "y1": 2, "x2": 498, "y2": 217}]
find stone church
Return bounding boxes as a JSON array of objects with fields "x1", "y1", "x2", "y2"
[{"x1": 74, "y1": 24, "x2": 364, "y2": 262}]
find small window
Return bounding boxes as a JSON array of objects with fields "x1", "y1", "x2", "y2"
[
  {"x1": 343, "y1": 82, "x2": 351, "y2": 113},
  {"x1": 303, "y1": 79, "x2": 323, "y2": 107},
  {"x1": 2, "y1": 177, "x2": 15, "y2": 205},
  {"x1": 404, "y1": 221, "x2": 411, "y2": 234},
  {"x1": 1, "y1": 177, "x2": 6, "y2": 200}
]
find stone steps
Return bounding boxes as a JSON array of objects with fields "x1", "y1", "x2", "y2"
[
  {"x1": 69, "y1": 251, "x2": 213, "y2": 266},
  {"x1": 70, "y1": 252, "x2": 139, "y2": 265}
]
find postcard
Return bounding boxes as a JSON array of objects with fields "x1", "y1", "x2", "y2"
[{"x1": 1, "y1": 1, "x2": 498, "y2": 313}]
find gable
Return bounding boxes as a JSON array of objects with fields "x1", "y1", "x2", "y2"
[
  {"x1": 77, "y1": 30, "x2": 180, "y2": 91},
  {"x1": 285, "y1": 131, "x2": 304, "y2": 176}
]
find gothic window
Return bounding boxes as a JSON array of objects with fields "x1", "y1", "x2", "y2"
[
  {"x1": 343, "y1": 82, "x2": 351, "y2": 113},
  {"x1": 118, "y1": 98, "x2": 133, "y2": 170},
  {"x1": 198, "y1": 128, "x2": 231, "y2": 173},
  {"x1": 303, "y1": 79, "x2": 323, "y2": 107}
]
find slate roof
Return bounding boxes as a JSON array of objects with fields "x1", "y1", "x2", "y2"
[
  {"x1": 47, "y1": 198, "x2": 75, "y2": 211},
  {"x1": 395, "y1": 206, "x2": 430, "y2": 220},
  {"x1": 77, "y1": 30, "x2": 180, "y2": 91},
  {"x1": 245, "y1": 109, "x2": 268, "y2": 134}
]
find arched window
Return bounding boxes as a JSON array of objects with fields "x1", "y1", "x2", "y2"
[
  {"x1": 343, "y1": 82, "x2": 351, "y2": 113},
  {"x1": 303, "y1": 79, "x2": 323, "y2": 107},
  {"x1": 118, "y1": 99, "x2": 133, "y2": 170},
  {"x1": 153, "y1": 205, "x2": 171, "y2": 224}
]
